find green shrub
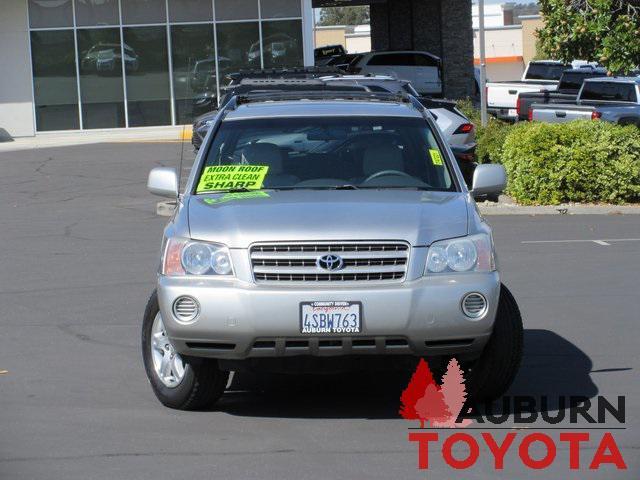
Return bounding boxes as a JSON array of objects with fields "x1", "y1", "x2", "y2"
[
  {"x1": 455, "y1": 99, "x2": 512, "y2": 164},
  {"x1": 475, "y1": 119, "x2": 512, "y2": 164},
  {"x1": 501, "y1": 121, "x2": 640, "y2": 205},
  {"x1": 455, "y1": 98, "x2": 481, "y2": 126}
]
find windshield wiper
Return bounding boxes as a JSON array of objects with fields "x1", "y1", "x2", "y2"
[
  {"x1": 332, "y1": 184, "x2": 360, "y2": 190},
  {"x1": 357, "y1": 186, "x2": 434, "y2": 191}
]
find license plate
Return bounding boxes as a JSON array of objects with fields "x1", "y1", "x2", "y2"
[
  {"x1": 300, "y1": 301, "x2": 362, "y2": 334},
  {"x1": 508, "y1": 109, "x2": 517, "y2": 117}
]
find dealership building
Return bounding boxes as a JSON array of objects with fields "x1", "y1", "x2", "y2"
[{"x1": 0, "y1": 0, "x2": 473, "y2": 137}]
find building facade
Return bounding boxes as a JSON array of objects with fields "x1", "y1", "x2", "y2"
[{"x1": 0, "y1": 0, "x2": 314, "y2": 137}]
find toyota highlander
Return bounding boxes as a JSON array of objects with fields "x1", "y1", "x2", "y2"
[{"x1": 143, "y1": 91, "x2": 523, "y2": 410}]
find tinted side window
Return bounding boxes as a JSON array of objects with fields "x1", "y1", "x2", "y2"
[
  {"x1": 581, "y1": 82, "x2": 637, "y2": 102},
  {"x1": 559, "y1": 72, "x2": 607, "y2": 90},
  {"x1": 366, "y1": 85, "x2": 392, "y2": 92},
  {"x1": 526, "y1": 63, "x2": 570, "y2": 80},
  {"x1": 367, "y1": 53, "x2": 413, "y2": 66},
  {"x1": 413, "y1": 54, "x2": 438, "y2": 67}
]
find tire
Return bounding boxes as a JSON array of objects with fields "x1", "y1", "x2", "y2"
[
  {"x1": 141, "y1": 291, "x2": 229, "y2": 410},
  {"x1": 467, "y1": 284, "x2": 523, "y2": 403}
]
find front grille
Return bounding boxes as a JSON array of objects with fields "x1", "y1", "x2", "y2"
[{"x1": 250, "y1": 242, "x2": 409, "y2": 283}]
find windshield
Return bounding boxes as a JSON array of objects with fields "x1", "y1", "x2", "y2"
[
  {"x1": 196, "y1": 116, "x2": 456, "y2": 193},
  {"x1": 559, "y1": 71, "x2": 606, "y2": 90},
  {"x1": 580, "y1": 82, "x2": 638, "y2": 102},
  {"x1": 526, "y1": 63, "x2": 569, "y2": 81}
]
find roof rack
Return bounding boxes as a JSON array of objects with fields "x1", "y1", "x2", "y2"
[
  {"x1": 226, "y1": 67, "x2": 343, "y2": 83},
  {"x1": 218, "y1": 91, "x2": 426, "y2": 119},
  {"x1": 234, "y1": 90, "x2": 408, "y2": 105}
]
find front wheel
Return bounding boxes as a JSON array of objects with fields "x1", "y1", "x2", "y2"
[
  {"x1": 141, "y1": 291, "x2": 229, "y2": 410},
  {"x1": 467, "y1": 284, "x2": 523, "y2": 403}
]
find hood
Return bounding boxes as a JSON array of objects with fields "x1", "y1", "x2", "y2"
[{"x1": 187, "y1": 190, "x2": 468, "y2": 248}]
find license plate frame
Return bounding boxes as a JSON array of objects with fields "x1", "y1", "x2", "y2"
[{"x1": 299, "y1": 301, "x2": 362, "y2": 335}]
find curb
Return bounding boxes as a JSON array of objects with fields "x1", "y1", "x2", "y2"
[
  {"x1": 477, "y1": 202, "x2": 640, "y2": 215},
  {"x1": 179, "y1": 128, "x2": 193, "y2": 141}
]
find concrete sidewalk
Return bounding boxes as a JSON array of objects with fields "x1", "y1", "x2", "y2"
[
  {"x1": 0, "y1": 125, "x2": 192, "y2": 152},
  {"x1": 477, "y1": 199, "x2": 640, "y2": 215}
]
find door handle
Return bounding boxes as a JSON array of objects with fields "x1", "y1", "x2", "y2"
[
  {"x1": 508, "y1": 90, "x2": 518, "y2": 95},
  {"x1": 555, "y1": 111, "x2": 566, "y2": 118}
]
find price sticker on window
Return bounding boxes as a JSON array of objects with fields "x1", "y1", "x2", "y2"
[{"x1": 429, "y1": 149, "x2": 444, "y2": 166}]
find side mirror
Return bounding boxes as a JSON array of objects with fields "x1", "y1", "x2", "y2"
[
  {"x1": 147, "y1": 167, "x2": 178, "y2": 198},
  {"x1": 471, "y1": 164, "x2": 506, "y2": 198}
]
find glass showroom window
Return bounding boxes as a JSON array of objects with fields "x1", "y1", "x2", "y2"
[
  {"x1": 171, "y1": 24, "x2": 216, "y2": 124},
  {"x1": 77, "y1": 28, "x2": 126, "y2": 129},
  {"x1": 75, "y1": 0, "x2": 119, "y2": 27},
  {"x1": 216, "y1": 22, "x2": 261, "y2": 87},
  {"x1": 262, "y1": 20, "x2": 303, "y2": 69},
  {"x1": 28, "y1": 0, "x2": 73, "y2": 28},
  {"x1": 30, "y1": 30, "x2": 80, "y2": 131},
  {"x1": 28, "y1": 0, "x2": 306, "y2": 131},
  {"x1": 123, "y1": 26, "x2": 172, "y2": 127}
]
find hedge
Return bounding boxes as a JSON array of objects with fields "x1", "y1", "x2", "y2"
[
  {"x1": 501, "y1": 121, "x2": 640, "y2": 205},
  {"x1": 455, "y1": 99, "x2": 511, "y2": 164}
]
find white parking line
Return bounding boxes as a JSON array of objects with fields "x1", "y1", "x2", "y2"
[{"x1": 522, "y1": 238, "x2": 640, "y2": 245}]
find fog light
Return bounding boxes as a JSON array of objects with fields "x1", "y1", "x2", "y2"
[
  {"x1": 172, "y1": 296, "x2": 199, "y2": 322},
  {"x1": 462, "y1": 293, "x2": 487, "y2": 318}
]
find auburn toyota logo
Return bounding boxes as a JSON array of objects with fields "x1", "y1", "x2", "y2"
[
  {"x1": 316, "y1": 254, "x2": 344, "y2": 271},
  {"x1": 401, "y1": 358, "x2": 628, "y2": 472}
]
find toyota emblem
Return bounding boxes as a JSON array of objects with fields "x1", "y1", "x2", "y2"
[{"x1": 316, "y1": 254, "x2": 344, "y2": 271}]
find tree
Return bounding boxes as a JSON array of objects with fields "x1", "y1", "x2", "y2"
[
  {"x1": 537, "y1": 0, "x2": 640, "y2": 74},
  {"x1": 435, "y1": 359, "x2": 472, "y2": 428},
  {"x1": 317, "y1": 6, "x2": 370, "y2": 26},
  {"x1": 399, "y1": 358, "x2": 436, "y2": 421},
  {"x1": 415, "y1": 384, "x2": 451, "y2": 428}
]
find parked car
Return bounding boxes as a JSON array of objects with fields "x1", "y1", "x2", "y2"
[
  {"x1": 530, "y1": 77, "x2": 640, "y2": 126},
  {"x1": 80, "y1": 42, "x2": 139, "y2": 74},
  {"x1": 314, "y1": 44, "x2": 347, "y2": 66},
  {"x1": 324, "y1": 53, "x2": 363, "y2": 71},
  {"x1": 487, "y1": 60, "x2": 571, "y2": 121},
  {"x1": 320, "y1": 75, "x2": 475, "y2": 145},
  {"x1": 144, "y1": 90, "x2": 522, "y2": 410},
  {"x1": 347, "y1": 51, "x2": 443, "y2": 96},
  {"x1": 516, "y1": 67, "x2": 608, "y2": 121},
  {"x1": 191, "y1": 78, "x2": 368, "y2": 150},
  {"x1": 192, "y1": 75, "x2": 475, "y2": 151}
]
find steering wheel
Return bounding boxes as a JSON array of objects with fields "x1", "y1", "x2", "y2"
[{"x1": 364, "y1": 170, "x2": 415, "y2": 183}]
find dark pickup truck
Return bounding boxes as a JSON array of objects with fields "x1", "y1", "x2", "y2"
[{"x1": 516, "y1": 67, "x2": 608, "y2": 121}]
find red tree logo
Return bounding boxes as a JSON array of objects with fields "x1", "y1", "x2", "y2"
[{"x1": 399, "y1": 358, "x2": 472, "y2": 428}]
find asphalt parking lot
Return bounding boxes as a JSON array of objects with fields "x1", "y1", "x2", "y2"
[{"x1": 0, "y1": 141, "x2": 638, "y2": 479}]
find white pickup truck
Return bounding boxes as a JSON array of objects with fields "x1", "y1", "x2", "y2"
[
  {"x1": 531, "y1": 77, "x2": 640, "y2": 126},
  {"x1": 487, "y1": 60, "x2": 570, "y2": 121}
]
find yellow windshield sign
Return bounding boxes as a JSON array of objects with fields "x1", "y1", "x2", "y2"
[
  {"x1": 429, "y1": 149, "x2": 443, "y2": 166},
  {"x1": 196, "y1": 165, "x2": 269, "y2": 193}
]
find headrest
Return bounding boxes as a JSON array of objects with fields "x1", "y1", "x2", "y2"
[
  {"x1": 241, "y1": 143, "x2": 284, "y2": 173},
  {"x1": 363, "y1": 145, "x2": 404, "y2": 176}
]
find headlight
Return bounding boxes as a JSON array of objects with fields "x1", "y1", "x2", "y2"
[
  {"x1": 425, "y1": 234, "x2": 495, "y2": 274},
  {"x1": 162, "y1": 238, "x2": 233, "y2": 276}
]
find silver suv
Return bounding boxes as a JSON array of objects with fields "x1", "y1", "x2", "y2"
[{"x1": 143, "y1": 92, "x2": 523, "y2": 410}]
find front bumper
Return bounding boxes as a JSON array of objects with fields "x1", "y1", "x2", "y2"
[
  {"x1": 157, "y1": 272, "x2": 501, "y2": 360},
  {"x1": 488, "y1": 107, "x2": 518, "y2": 121}
]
